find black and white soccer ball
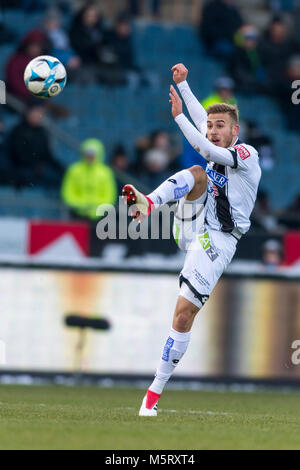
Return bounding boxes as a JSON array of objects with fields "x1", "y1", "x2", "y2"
[{"x1": 24, "y1": 55, "x2": 67, "y2": 98}]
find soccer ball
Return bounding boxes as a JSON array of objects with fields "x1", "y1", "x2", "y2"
[{"x1": 24, "y1": 55, "x2": 67, "y2": 98}]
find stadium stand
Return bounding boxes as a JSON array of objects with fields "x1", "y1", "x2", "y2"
[{"x1": 0, "y1": 4, "x2": 299, "y2": 220}]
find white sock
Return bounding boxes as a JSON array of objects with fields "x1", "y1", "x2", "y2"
[
  {"x1": 147, "y1": 169, "x2": 195, "y2": 208},
  {"x1": 149, "y1": 328, "x2": 191, "y2": 395}
]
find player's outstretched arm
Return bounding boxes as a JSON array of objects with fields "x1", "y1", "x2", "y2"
[
  {"x1": 169, "y1": 85, "x2": 235, "y2": 167},
  {"x1": 171, "y1": 63, "x2": 207, "y2": 136}
]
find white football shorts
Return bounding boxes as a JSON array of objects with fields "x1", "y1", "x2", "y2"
[
  {"x1": 172, "y1": 193, "x2": 206, "y2": 252},
  {"x1": 172, "y1": 196, "x2": 238, "y2": 309}
]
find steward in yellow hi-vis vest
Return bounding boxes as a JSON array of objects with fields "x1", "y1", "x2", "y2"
[{"x1": 61, "y1": 138, "x2": 117, "y2": 219}]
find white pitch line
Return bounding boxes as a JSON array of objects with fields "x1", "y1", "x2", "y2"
[
  {"x1": 160, "y1": 409, "x2": 233, "y2": 416},
  {"x1": 115, "y1": 407, "x2": 233, "y2": 416}
]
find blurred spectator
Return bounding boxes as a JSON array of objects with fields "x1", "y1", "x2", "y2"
[
  {"x1": 101, "y1": 14, "x2": 159, "y2": 88},
  {"x1": 201, "y1": 76, "x2": 237, "y2": 109},
  {"x1": 7, "y1": 103, "x2": 64, "y2": 189},
  {"x1": 100, "y1": 13, "x2": 137, "y2": 87},
  {"x1": 61, "y1": 138, "x2": 117, "y2": 220},
  {"x1": 5, "y1": 30, "x2": 49, "y2": 102},
  {"x1": 43, "y1": 8, "x2": 82, "y2": 78},
  {"x1": 110, "y1": 144, "x2": 132, "y2": 194},
  {"x1": 134, "y1": 130, "x2": 178, "y2": 187},
  {"x1": 261, "y1": 239, "x2": 283, "y2": 269},
  {"x1": 69, "y1": 2, "x2": 105, "y2": 83},
  {"x1": 142, "y1": 148, "x2": 170, "y2": 187},
  {"x1": 244, "y1": 120, "x2": 275, "y2": 171},
  {"x1": 259, "y1": 16, "x2": 298, "y2": 96},
  {"x1": 228, "y1": 25, "x2": 266, "y2": 93},
  {"x1": 111, "y1": 144, "x2": 131, "y2": 172},
  {"x1": 278, "y1": 193, "x2": 300, "y2": 229},
  {"x1": 199, "y1": 0, "x2": 243, "y2": 62},
  {"x1": 251, "y1": 190, "x2": 279, "y2": 232}
]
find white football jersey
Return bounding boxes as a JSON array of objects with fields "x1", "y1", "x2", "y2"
[{"x1": 205, "y1": 138, "x2": 261, "y2": 235}]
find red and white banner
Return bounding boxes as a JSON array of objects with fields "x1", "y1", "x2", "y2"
[
  {"x1": 0, "y1": 218, "x2": 90, "y2": 259},
  {"x1": 28, "y1": 221, "x2": 90, "y2": 258}
]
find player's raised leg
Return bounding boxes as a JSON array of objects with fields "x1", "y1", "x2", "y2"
[
  {"x1": 122, "y1": 165, "x2": 206, "y2": 219},
  {"x1": 184, "y1": 165, "x2": 207, "y2": 202},
  {"x1": 139, "y1": 295, "x2": 200, "y2": 416}
]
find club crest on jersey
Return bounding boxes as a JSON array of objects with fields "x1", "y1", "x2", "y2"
[
  {"x1": 206, "y1": 168, "x2": 228, "y2": 188},
  {"x1": 234, "y1": 144, "x2": 250, "y2": 160},
  {"x1": 207, "y1": 181, "x2": 219, "y2": 196}
]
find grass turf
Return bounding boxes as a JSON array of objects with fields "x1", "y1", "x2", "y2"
[{"x1": 0, "y1": 384, "x2": 299, "y2": 449}]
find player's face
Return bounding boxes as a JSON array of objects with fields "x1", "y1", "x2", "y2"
[{"x1": 207, "y1": 113, "x2": 239, "y2": 148}]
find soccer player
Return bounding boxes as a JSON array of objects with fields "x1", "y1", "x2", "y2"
[{"x1": 122, "y1": 63, "x2": 261, "y2": 416}]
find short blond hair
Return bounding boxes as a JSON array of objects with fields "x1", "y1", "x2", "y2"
[{"x1": 206, "y1": 103, "x2": 239, "y2": 125}]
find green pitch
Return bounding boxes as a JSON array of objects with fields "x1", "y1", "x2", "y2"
[{"x1": 0, "y1": 384, "x2": 300, "y2": 449}]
